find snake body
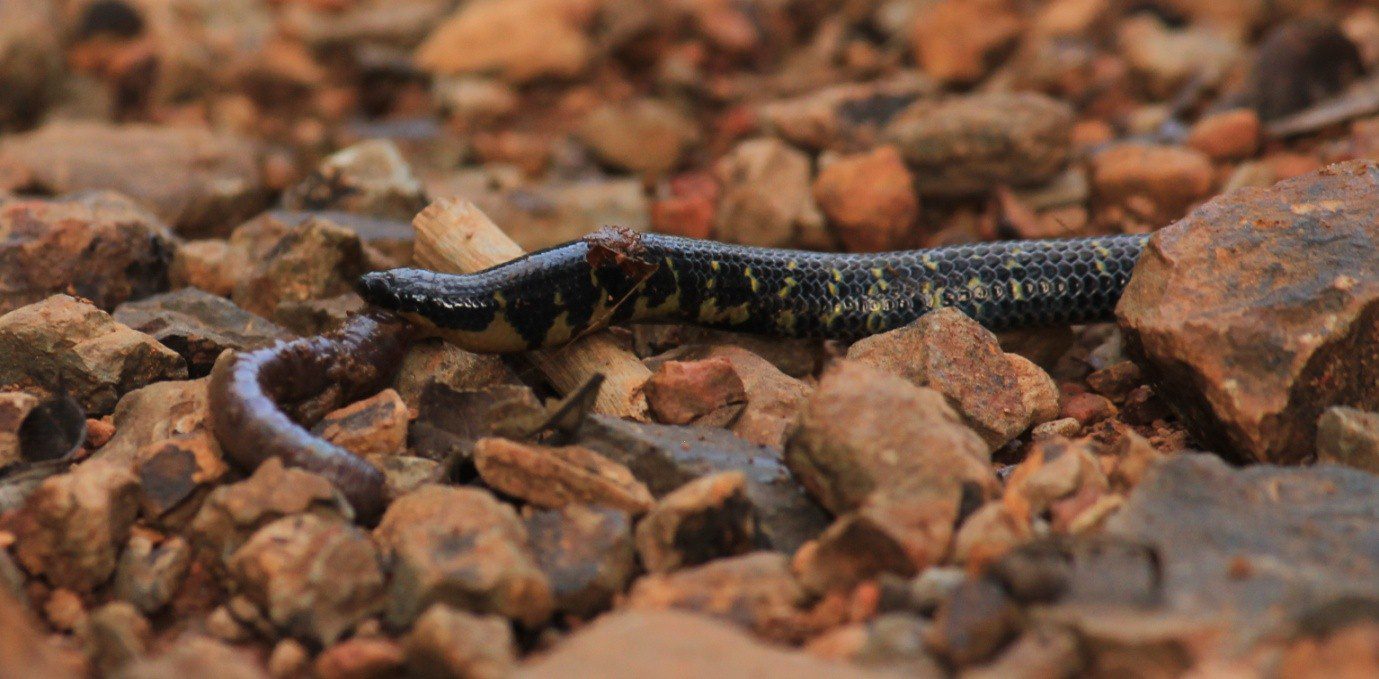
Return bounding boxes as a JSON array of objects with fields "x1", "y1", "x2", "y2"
[{"x1": 357, "y1": 229, "x2": 1149, "y2": 353}]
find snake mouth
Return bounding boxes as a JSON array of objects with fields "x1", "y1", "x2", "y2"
[{"x1": 355, "y1": 271, "x2": 399, "y2": 310}]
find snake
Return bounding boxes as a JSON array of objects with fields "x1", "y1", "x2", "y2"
[{"x1": 356, "y1": 227, "x2": 1150, "y2": 353}]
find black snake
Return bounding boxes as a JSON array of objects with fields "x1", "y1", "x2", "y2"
[{"x1": 357, "y1": 228, "x2": 1148, "y2": 353}]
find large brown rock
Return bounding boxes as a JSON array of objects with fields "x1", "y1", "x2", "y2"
[
  {"x1": 514, "y1": 610, "x2": 871, "y2": 678},
  {"x1": 415, "y1": 0, "x2": 593, "y2": 83},
  {"x1": 0, "y1": 123, "x2": 267, "y2": 238},
  {"x1": 785, "y1": 360, "x2": 995, "y2": 514},
  {"x1": 1117, "y1": 161, "x2": 1379, "y2": 463},
  {"x1": 9, "y1": 459, "x2": 140, "y2": 592},
  {"x1": 113, "y1": 288, "x2": 293, "y2": 378},
  {"x1": 231, "y1": 217, "x2": 369, "y2": 320},
  {"x1": 374, "y1": 485, "x2": 553, "y2": 627},
  {"x1": 0, "y1": 193, "x2": 175, "y2": 315},
  {"x1": 0, "y1": 295, "x2": 187, "y2": 414},
  {"x1": 884, "y1": 92, "x2": 1073, "y2": 196}
]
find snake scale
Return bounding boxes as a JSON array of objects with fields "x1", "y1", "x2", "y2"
[{"x1": 356, "y1": 228, "x2": 1150, "y2": 353}]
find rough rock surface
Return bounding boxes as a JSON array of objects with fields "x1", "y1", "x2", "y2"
[
  {"x1": 812, "y1": 146, "x2": 918, "y2": 253},
  {"x1": 0, "y1": 193, "x2": 176, "y2": 315},
  {"x1": 404, "y1": 604, "x2": 517, "y2": 679},
  {"x1": 1104, "y1": 454, "x2": 1379, "y2": 629},
  {"x1": 0, "y1": 295, "x2": 186, "y2": 414},
  {"x1": 231, "y1": 217, "x2": 369, "y2": 320},
  {"x1": 785, "y1": 360, "x2": 995, "y2": 514},
  {"x1": 113, "y1": 288, "x2": 293, "y2": 377},
  {"x1": 374, "y1": 485, "x2": 553, "y2": 627},
  {"x1": 713, "y1": 138, "x2": 827, "y2": 249},
  {"x1": 9, "y1": 460, "x2": 140, "y2": 592},
  {"x1": 626, "y1": 552, "x2": 811, "y2": 642},
  {"x1": 1117, "y1": 161, "x2": 1379, "y2": 463},
  {"x1": 514, "y1": 610, "x2": 870, "y2": 678},
  {"x1": 526, "y1": 505, "x2": 635, "y2": 618},
  {"x1": 228, "y1": 514, "x2": 386, "y2": 645},
  {"x1": 1317, "y1": 406, "x2": 1379, "y2": 473},
  {"x1": 634, "y1": 472, "x2": 756, "y2": 573},
  {"x1": 282, "y1": 139, "x2": 427, "y2": 221},
  {"x1": 474, "y1": 437, "x2": 654, "y2": 514},
  {"x1": 0, "y1": 123, "x2": 267, "y2": 237},
  {"x1": 884, "y1": 92, "x2": 1074, "y2": 196},
  {"x1": 847, "y1": 308, "x2": 1055, "y2": 450}
]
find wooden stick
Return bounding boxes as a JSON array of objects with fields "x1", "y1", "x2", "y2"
[{"x1": 412, "y1": 199, "x2": 651, "y2": 420}]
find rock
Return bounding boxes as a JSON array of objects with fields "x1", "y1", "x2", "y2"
[
  {"x1": 113, "y1": 289, "x2": 293, "y2": 378},
  {"x1": 116, "y1": 635, "x2": 266, "y2": 679},
  {"x1": 231, "y1": 217, "x2": 369, "y2": 319},
  {"x1": 757, "y1": 76, "x2": 933, "y2": 152},
  {"x1": 951, "y1": 502, "x2": 1032, "y2": 568},
  {"x1": 1117, "y1": 15, "x2": 1243, "y2": 97},
  {"x1": 283, "y1": 140, "x2": 427, "y2": 221},
  {"x1": 1004, "y1": 438, "x2": 1108, "y2": 533},
  {"x1": 0, "y1": 194, "x2": 175, "y2": 315},
  {"x1": 526, "y1": 505, "x2": 635, "y2": 618},
  {"x1": 577, "y1": 416, "x2": 830, "y2": 553},
  {"x1": 0, "y1": 122, "x2": 267, "y2": 238},
  {"x1": 1091, "y1": 143, "x2": 1214, "y2": 226},
  {"x1": 1235, "y1": 20, "x2": 1364, "y2": 122},
  {"x1": 812, "y1": 146, "x2": 918, "y2": 253},
  {"x1": 228, "y1": 514, "x2": 386, "y2": 645},
  {"x1": 847, "y1": 308, "x2": 1046, "y2": 450},
  {"x1": 374, "y1": 485, "x2": 553, "y2": 626},
  {"x1": 405, "y1": 605, "x2": 517, "y2": 679},
  {"x1": 885, "y1": 93, "x2": 1074, "y2": 196},
  {"x1": 650, "y1": 172, "x2": 718, "y2": 240},
  {"x1": 393, "y1": 338, "x2": 516, "y2": 409},
  {"x1": 0, "y1": 0, "x2": 60, "y2": 130},
  {"x1": 0, "y1": 391, "x2": 39, "y2": 467},
  {"x1": 268, "y1": 639, "x2": 310, "y2": 678},
  {"x1": 95, "y1": 378, "x2": 213, "y2": 466},
  {"x1": 1059, "y1": 391, "x2": 1115, "y2": 426},
  {"x1": 808, "y1": 613, "x2": 943, "y2": 675},
  {"x1": 785, "y1": 360, "x2": 994, "y2": 515},
  {"x1": 10, "y1": 459, "x2": 140, "y2": 591},
  {"x1": 713, "y1": 138, "x2": 828, "y2": 249},
  {"x1": 415, "y1": 0, "x2": 592, "y2": 83},
  {"x1": 634, "y1": 472, "x2": 756, "y2": 573},
  {"x1": 265, "y1": 210, "x2": 415, "y2": 267},
  {"x1": 1317, "y1": 406, "x2": 1379, "y2": 473},
  {"x1": 454, "y1": 174, "x2": 650, "y2": 252},
  {"x1": 577, "y1": 99, "x2": 700, "y2": 177},
  {"x1": 311, "y1": 389, "x2": 410, "y2": 461},
  {"x1": 313, "y1": 637, "x2": 405, "y2": 679},
  {"x1": 474, "y1": 438, "x2": 654, "y2": 514},
  {"x1": 82, "y1": 601, "x2": 151, "y2": 676},
  {"x1": 1009, "y1": 354, "x2": 1061, "y2": 427},
  {"x1": 793, "y1": 486, "x2": 959, "y2": 593},
  {"x1": 407, "y1": 383, "x2": 541, "y2": 465},
  {"x1": 1187, "y1": 109, "x2": 1261, "y2": 161},
  {"x1": 695, "y1": 344, "x2": 811, "y2": 447},
  {"x1": 927, "y1": 577, "x2": 1021, "y2": 667},
  {"x1": 45, "y1": 587, "x2": 86, "y2": 632},
  {"x1": 190, "y1": 458, "x2": 351, "y2": 568},
  {"x1": 0, "y1": 295, "x2": 186, "y2": 414},
  {"x1": 909, "y1": 0, "x2": 1022, "y2": 85},
  {"x1": 114, "y1": 534, "x2": 192, "y2": 614},
  {"x1": 1116, "y1": 161, "x2": 1379, "y2": 463},
  {"x1": 513, "y1": 610, "x2": 870, "y2": 678},
  {"x1": 0, "y1": 583, "x2": 80, "y2": 678},
  {"x1": 1084, "y1": 361, "x2": 1144, "y2": 402},
  {"x1": 271, "y1": 293, "x2": 368, "y2": 336},
  {"x1": 960, "y1": 626, "x2": 1082, "y2": 679},
  {"x1": 1105, "y1": 454, "x2": 1379, "y2": 626},
  {"x1": 627, "y1": 552, "x2": 810, "y2": 642},
  {"x1": 643, "y1": 358, "x2": 747, "y2": 426}
]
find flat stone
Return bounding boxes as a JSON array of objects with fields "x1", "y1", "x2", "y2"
[
  {"x1": 312, "y1": 389, "x2": 410, "y2": 462},
  {"x1": 393, "y1": 338, "x2": 516, "y2": 409},
  {"x1": 643, "y1": 357, "x2": 747, "y2": 427},
  {"x1": 1116, "y1": 161, "x2": 1379, "y2": 463},
  {"x1": 134, "y1": 432, "x2": 229, "y2": 527},
  {"x1": 0, "y1": 122, "x2": 267, "y2": 238},
  {"x1": 282, "y1": 139, "x2": 427, "y2": 221},
  {"x1": 0, "y1": 193, "x2": 175, "y2": 315},
  {"x1": 113, "y1": 289, "x2": 293, "y2": 378},
  {"x1": 514, "y1": 610, "x2": 872, "y2": 678},
  {"x1": 95, "y1": 378, "x2": 213, "y2": 467},
  {"x1": 474, "y1": 438, "x2": 654, "y2": 515},
  {"x1": 231, "y1": 217, "x2": 368, "y2": 319},
  {"x1": 1104, "y1": 454, "x2": 1379, "y2": 628},
  {"x1": 0, "y1": 295, "x2": 186, "y2": 414}
]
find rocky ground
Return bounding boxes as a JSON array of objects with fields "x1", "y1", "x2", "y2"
[{"x1": 4, "y1": 0, "x2": 1379, "y2": 677}]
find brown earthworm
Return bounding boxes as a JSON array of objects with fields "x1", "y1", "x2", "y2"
[{"x1": 208, "y1": 311, "x2": 412, "y2": 522}]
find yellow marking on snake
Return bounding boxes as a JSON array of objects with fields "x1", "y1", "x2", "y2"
[
  {"x1": 1010, "y1": 280, "x2": 1025, "y2": 301},
  {"x1": 744, "y1": 266, "x2": 761, "y2": 293},
  {"x1": 777, "y1": 310, "x2": 797, "y2": 334},
  {"x1": 786, "y1": 260, "x2": 798, "y2": 270},
  {"x1": 832, "y1": 269, "x2": 843, "y2": 282},
  {"x1": 777, "y1": 276, "x2": 798, "y2": 298},
  {"x1": 827, "y1": 282, "x2": 840, "y2": 297},
  {"x1": 922, "y1": 255, "x2": 938, "y2": 271}
]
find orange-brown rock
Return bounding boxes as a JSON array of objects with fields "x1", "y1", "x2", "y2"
[
  {"x1": 0, "y1": 193, "x2": 175, "y2": 315},
  {"x1": 626, "y1": 552, "x2": 811, "y2": 643},
  {"x1": 812, "y1": 146, "x2": 918, "y2": 253},
  {"x1": 643, "y1": 357, "x2": 747, "y2": 426},
  {"x1": 312, "y1": 389, "x2": 410, "y2": 461},
  {"x1": 1117, "y1": 161, "x2": 1379, "y2": 462},
  {"x1": 473, "y1": 438, "x2": 654, "y2": 514},
  {"x1": 910, "y1": 0, "x2": 1022, "y2": 85},
  {"x1": 10, "y1": 459, "x2": 140, "y2": 592},
  {"x1": 415, "y1": 0, "x2": 593, "y2": 83},
  {"x1": 634, "y1": 472, "x2": 755, "y2": 573},
  {"x1": 1091, "y1": 143, "x2": 1213, "y2": 225},
  {"x1": 1187, "y1": 109, "x2": 1261, "y2": 161}
]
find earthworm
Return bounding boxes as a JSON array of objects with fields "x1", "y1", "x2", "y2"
[{"x1": 208, "y1": 311, "x2": 412, "y2": 522}]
